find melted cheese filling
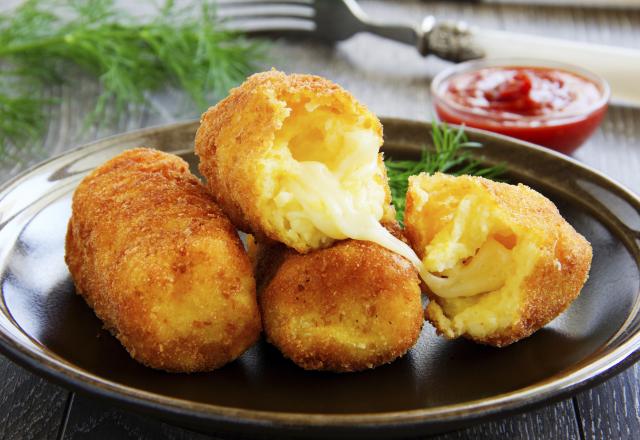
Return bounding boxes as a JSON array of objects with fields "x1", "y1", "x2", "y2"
[
  {"x1": 407, "y1": 175, "x2": 543, "y2": 338},
  {"x1": 264, "y1": 101, "x2": 421, "y2": 267},
  {"x1": 420, "y1": 194, "x2": 516, "y2": 298},
  {"x1": 423, "y1": 238, "x2": 511, "y2": 298}
]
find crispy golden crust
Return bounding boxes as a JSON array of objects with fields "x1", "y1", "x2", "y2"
[
  {"x1": 493, "y1": 219, "x2": 592, "y2": 346},
  {"x1": 408, "y1": 174, "x2": 592, "y2": 347},
  {"x1": 65, "y1": 148, "x2": 261, "y2": 372},
  {"x1": 194, "y1": 69, "x2": 388, "y2": 249},
  {"x1": 257, "y1": 238, "x2": 424, "y2": 372},
  {"x1": 424, "y1": 221, "x2": 592, "y2": 347}
]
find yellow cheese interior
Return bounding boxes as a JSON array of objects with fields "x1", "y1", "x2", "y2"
[
  {"x1": 261, "y1": 98, "x2": 421, "y2": 266},
  {"x1": 410, "y1": 176, "x2": 540, "y2": 339},
  {"x1": 422, "y1": 238, "x2": 512, "y2": 298}
]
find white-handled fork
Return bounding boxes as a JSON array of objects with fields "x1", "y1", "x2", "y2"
[
  {"x1": 218, "y1": 0, "x2": 640, "y2": 107},
  {"x1": 217, "y1": 0, "x2": 482, "y2": 62}
]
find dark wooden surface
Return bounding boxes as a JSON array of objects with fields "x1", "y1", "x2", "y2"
[
  {"x1": 1, "y1": 1, "x2": 639, "y2": 439},
  {"x1": 0, "y1": 359, "x2": 69, "y2": 440}
]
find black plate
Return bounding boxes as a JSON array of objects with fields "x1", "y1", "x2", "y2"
[{"x1": 0, "y1": 118, "x2": 638, "y2": 438}]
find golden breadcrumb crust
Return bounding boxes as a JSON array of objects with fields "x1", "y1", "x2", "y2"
[
  {"x1": 406, "y1": 173, "x2": 592, "y2": 347},
  {"x1": 65, "y1": 148, "x2": 261, "y2": 372},
  {"x1": 256, "y1": 236, "x2": 423, "y2": 372},
  {"x1": 194, "y1": 69, "x2": 390, "y2": 250}
]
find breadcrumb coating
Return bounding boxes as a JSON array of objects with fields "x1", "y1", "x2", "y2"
[
  {"x1": 405, "y1": 173, "x2": 592, "y2": 347},
  {"x1": 256, "y1": 228, "x2": 423, "y2": 372},
  {"x1": 195, "y1": 70, "x2": 397, "y2": 254},
  {"x1": 65, "y1": 148, "x2": 261, "y2": 372}
]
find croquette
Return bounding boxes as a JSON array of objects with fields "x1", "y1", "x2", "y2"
[
  {"x1": 256, "y1": 233, "x2": 423, "y2": 372},
  {"x1": 65, "y1": 148, "x2": 261, "y2": 372},
  {"x1": 405, "y1": 173, "x2": 592, "y2": 347},
  {"x1": 195, "y1": 70, "x2": 421, "y2": 267}
]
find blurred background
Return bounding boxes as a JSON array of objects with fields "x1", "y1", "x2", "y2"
[{"x1": 1, "y1": 0, "x2": 638, "y2": 190}]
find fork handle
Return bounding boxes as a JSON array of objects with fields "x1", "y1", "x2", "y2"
[
  {"x1": 361, "y1": 22, "x2": 419, "y2": 47},
  {"x1": 360, "y1": 18, "x2": 475, "y2": 61}
]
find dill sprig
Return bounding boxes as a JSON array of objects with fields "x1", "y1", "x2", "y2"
[
  {"x1": 385, "y1": 122, "x2": 506, "y2": 223},
  {"x1": 0, "y1": 0, "x2": 266, "y2": 161}
]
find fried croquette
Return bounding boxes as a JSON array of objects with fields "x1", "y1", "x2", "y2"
[
  {"x1": 256, "y1": 236, "x2": 423, "y2": 372},
  {"x1": 405, "y1": 173, "x2": 592, "y2": 347},
  {"x1": 195, "y1": 70, "x2": 421, "y2": 267},
  {"x1": 65, "y1": 148, "x2": 261, "y2": 372}
]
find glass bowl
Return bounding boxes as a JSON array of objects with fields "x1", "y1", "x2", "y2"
[{"x1": 431, "y1": 58, "x2": 610, "y2": 154}]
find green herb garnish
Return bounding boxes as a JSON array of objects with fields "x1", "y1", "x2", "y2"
[
  {"x1": 385, "y1": 122, "x2": 506, "y2": 223},
  {"x1": 0, "y1": 0, "x2": 265, "y2": 161}
]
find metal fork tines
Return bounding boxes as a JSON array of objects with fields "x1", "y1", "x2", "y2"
[
  {"x1": 217, "y1": 0, "x2": 316, "y2": 34},
  {"x1": 215, "y1": 0, "x2": 483, "y2": 62}
]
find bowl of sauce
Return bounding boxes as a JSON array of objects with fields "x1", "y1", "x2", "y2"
[{"x1": 431, "y1": 59, "x2": 610, "y2": 154}]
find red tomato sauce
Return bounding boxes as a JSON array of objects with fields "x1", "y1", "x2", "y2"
[{"x1": 434, "y1": 66, "x2": 608, "y2": 154}]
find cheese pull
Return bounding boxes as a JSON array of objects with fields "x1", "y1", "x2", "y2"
[
  {"x1": 422, "y1": 238, "x2": 511, "y2": 298},
  {"x1": 283, "y1": 164, "x2": 422, "y2": 268},
  {"x1": 195, "y1": 70, "x2": 422, "y2": 267},
  {"x1": 405, "y1": 173, "x2": 592, "y2": 347},
  {"x1": 196, "y1": 70, "x2": 421, "y2": 261}
]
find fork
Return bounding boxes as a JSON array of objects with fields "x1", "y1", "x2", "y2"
[
  {"x1": 217, "y1": 0, "x2": 640, "y2": 106},
  {"x1": 216, "y1": 0, "x2": 482, "y2": 62}
]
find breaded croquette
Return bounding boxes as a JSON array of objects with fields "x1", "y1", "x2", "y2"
[
  {"x1": 65, "y1": 148, "x2": 261, "y2": 372},
  {"x1": 256, "y1": 236, "x2": 423, "y2": 372},
  {"x1": 405, "y1": 173, "x2": 592, "y2": 347},
  {"x1": 195, "y1": 70, "x2": 421, "y2": 267}
]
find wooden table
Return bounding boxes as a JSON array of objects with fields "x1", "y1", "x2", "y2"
[{"x1": 1, "y1": 1, "x2": 638, "y2": 439}]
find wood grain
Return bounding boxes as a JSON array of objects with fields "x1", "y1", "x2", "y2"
[
  {"x1": 432, "y1": 399, "x2": 581, "y2": 440},
  {"x1": 0, "y1": 1, "x2": 638, "y2": 439},
  {"x1": 59, "y1": 395, "x2": 214, "y2": 440},
  {"x1": 574, "y1": 364, "x2": 640, "y2": 440},
  {"x1": 0, "y1": 359, "x2": 68, "y2": 440},
  {"x1": 57, "y1": 396, "x2": 581, "y2": 440}
]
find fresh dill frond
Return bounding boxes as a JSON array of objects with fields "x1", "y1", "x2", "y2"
[
  {"x1": 0, "y1": 0, "x2": 266, "y2": 163},
  {"x1": 385, "y1": 122, "x2": 506, "y2": 223},
  {"x1": 0, "y1": 92, "x2": 46, "y2": 160}
]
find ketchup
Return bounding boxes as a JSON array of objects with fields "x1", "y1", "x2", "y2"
[{"x1": 433, "y1": 66, "x2": 608, "y2": 154}]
